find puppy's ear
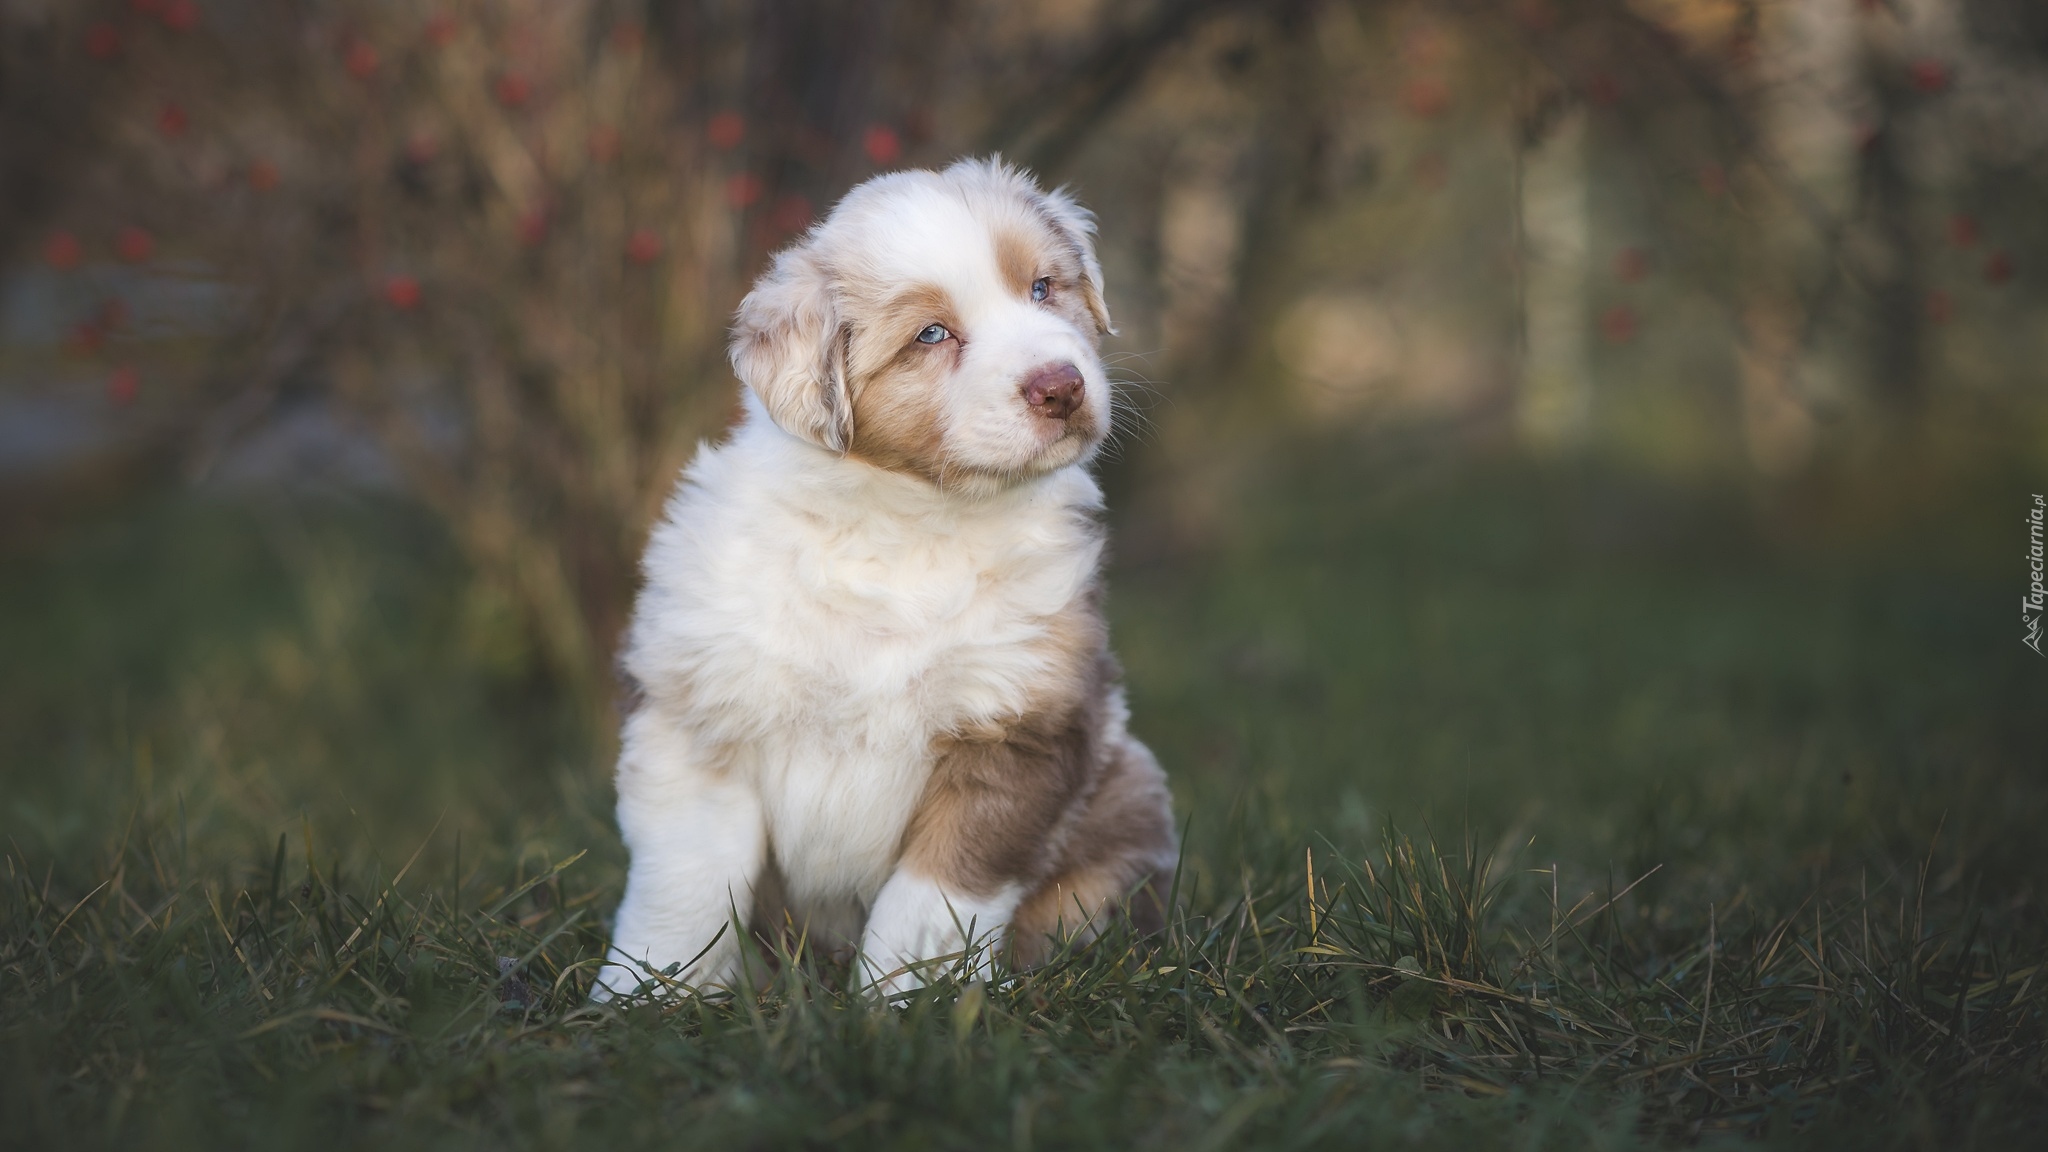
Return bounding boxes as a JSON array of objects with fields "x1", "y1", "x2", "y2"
[
  {"x1": 1039, "y1": 187, "x2": 1116, "y2": 337},
  {"x1": 730, "y1": 247, "x2": 853, "y2": 452}
]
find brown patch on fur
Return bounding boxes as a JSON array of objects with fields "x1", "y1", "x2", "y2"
[
  {"x1": 854, "y1": 283, "x2": 957, "y2": 361},
  {"x1": 846, "y1": 353, "x2": 947, "y2": 480},
  {"x1": 994, "y1": 226, "x2": 1041, "y2": 298},
  {"x1": 902, "y1": 712, "x2": 1096, "y2": 895},
  {"x1": 895, "y1": 580, "x2": 1177, "y2": 963},
  {"x1": 1022, "y1": 197, "x2": 1114, "y2": 337},
  {"x1": 844, "y1": 283, "x2": 955, "y2": 480},
  {"x1": 995, "y1": 220, "x2": 1108, "y2": 342},
  {"x1": 1008, "y1": 736, "x2": 1177, "y2": 966},
  {"x1": 897, "y1": 595, "x2": 1106, "y2": 894}
]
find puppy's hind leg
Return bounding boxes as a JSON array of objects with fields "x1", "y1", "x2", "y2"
[
  {"x1": 593, "y1": 707, "x2": 764, "y2": 1001},
  {"x1": 1009, "y1": 735, "x2": 1178, "y2": 969}
]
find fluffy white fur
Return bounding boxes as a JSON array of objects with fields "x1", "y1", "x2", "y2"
[{"x1": 593, "y1": 159, "x2": 1151, "y2": 1001}]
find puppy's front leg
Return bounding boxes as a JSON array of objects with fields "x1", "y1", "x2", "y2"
[
  {"x1": 593, "y1": 707, "x2": 763, "y2": 1000},
  {"x1": 859, "y1": 730, "x2": 1080, "y2": 997}
]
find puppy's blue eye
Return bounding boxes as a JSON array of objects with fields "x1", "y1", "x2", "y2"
[
  {"x1": 916, "y1": 324, "x2": 951, "y2": 344},
  {"x1": 1031, "y1": 277, "x2": 1050, "y2": 302}
]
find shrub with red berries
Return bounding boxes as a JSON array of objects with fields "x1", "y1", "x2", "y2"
[{"x1": 9, "y1": 0, "x2": 2043, "y2": 694}]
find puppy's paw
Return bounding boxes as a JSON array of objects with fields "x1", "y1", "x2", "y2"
[{"x1": 858, "y1": 872, "x2": 1018, "y2": 1001}]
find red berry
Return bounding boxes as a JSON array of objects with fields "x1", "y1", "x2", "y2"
[
  {"x1": 44, "y1": 231, "x2": 82, "y2": 271},
  {"x1": 249, "y1": 159, "x2": 280, "y2": 191},
  {"x1": 494, "y1": 73, "x2": 531, "y2": 108},
  {"x1": 345, "y1": 40, "x2": 379, "y2": 79},
  {"x1": 384, "y1": 275, "x2": 421, "y2": 310},
  {"x1": 158, "y1": 102, "x2": 189, "y2": 137},
  {"x1": 1924, "y1": 289, "x2": 1953, "y2": 324},
  {"x1": 724, "y1": 172, "x2": 764, "y2": 208},
  {"x1": 160, "y1": 0, "x2": 199, "y2": 31},
  {"x1": 517, "y1": 208, "x2": 548, "y2": 246},
  {"x1": 1908, "y1": 59, "x2": 1948, "y2": 94},
  {"x1": 862, "y1": 124, "x2": 901, "y2": 165},
  {"x1": 1599, "y1": 304, "x2": 1638, "y2": 343},
  {"x1": 116, "y1": 226, "x2": 155, "y2": 264},
  {"x1": 108, "y1": 366, "x2": 140, "y2": 407},
  {"x1": 1985, "y1": 251, "x2": 2014, "y2": 285},
  {"x1": 707, "y1": 111, "x2": 745, "y2": 150},
  {"x1": 405, "y1": 133, "x2": 439, "y2": 164},
  {"x1": 588, "y1": 125, "x2": 621, "y2": 163},
  {"x1": 1946, "y1": 213, "x2": 1979, "y2": 248},
  {"x1": 625, "y1": 229, "x2": 664, "y2": 264},
  {"x1": 1614, "y1": 247, "x2": 1650, "y2": 283},
  {"x1": 1401, "y1": 77, "x2": 1450, "y2": 119},
  {"x1": 425, "y1": 14, "x2": 457, "y2": 47},
  {"x1": 85, "y1": 21, "x2": 122, "y2": 60}
]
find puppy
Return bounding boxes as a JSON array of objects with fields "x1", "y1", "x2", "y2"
[{"x1": 593, "y1": 158, "x2": 1177, "y2": 1000}]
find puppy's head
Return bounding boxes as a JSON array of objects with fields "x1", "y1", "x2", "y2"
[{"x1": 730, "y1": 157, "x2": 1115, "y2": 490}]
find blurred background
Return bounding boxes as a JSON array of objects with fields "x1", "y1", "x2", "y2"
[{"x1": 2, "y1": 0, "x2": 2043, "y2": 902}]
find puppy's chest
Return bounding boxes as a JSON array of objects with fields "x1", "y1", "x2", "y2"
[
  {"x1": 672, "y1": 511, "x2": 1092, "y2": 900},
  {"x1": 692, "y1": 521, "x2": 1088, "y2": 738}
]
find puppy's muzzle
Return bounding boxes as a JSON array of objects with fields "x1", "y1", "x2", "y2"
[{"x1": 1021, "y1": 362, "x2": 1084, "y2": 422}]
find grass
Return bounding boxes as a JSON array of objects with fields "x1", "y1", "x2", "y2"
[{"x1": 2, "y1": 449, "x2": 2044, "y2": 1149}]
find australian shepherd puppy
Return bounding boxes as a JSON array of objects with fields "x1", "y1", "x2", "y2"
[{"x1": 593, "y1": 158, "x2": 1178, "y2": 1000}]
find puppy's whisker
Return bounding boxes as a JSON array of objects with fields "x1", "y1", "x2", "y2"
[
  {"x1": 1106, "y1": 384, "x2": 1165, "y2": 440},
  {"x1": 1114, "y1": 409, "x2": 1161, "y2": 441},
  {"x1": 1108, "y1": 384, "x2": 1165, "y2": 413},
  {"x1": 1106, "y1": 371, "x2": 1169, "y2": 401},
  {"x1": 1110, "y1": 400, "x2": 1163, "y2": 450}
]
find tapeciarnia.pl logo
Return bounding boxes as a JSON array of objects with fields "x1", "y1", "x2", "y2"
[{"x1": 2027, "y1": 494, "x2": 2045, "y2": 656}]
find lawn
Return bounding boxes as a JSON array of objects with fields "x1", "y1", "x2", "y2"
[{"x1": 2, "y1": 444, "x2": 2043, "y2": 1150}]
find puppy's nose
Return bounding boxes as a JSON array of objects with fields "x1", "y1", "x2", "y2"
[{"x1": 1021, "y1": 362, "x2": 1084, "y2": 421}]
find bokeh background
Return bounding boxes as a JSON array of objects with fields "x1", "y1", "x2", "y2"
[{"x1": 3, "y1": 0, "x2": 2045, "y2": 923}]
